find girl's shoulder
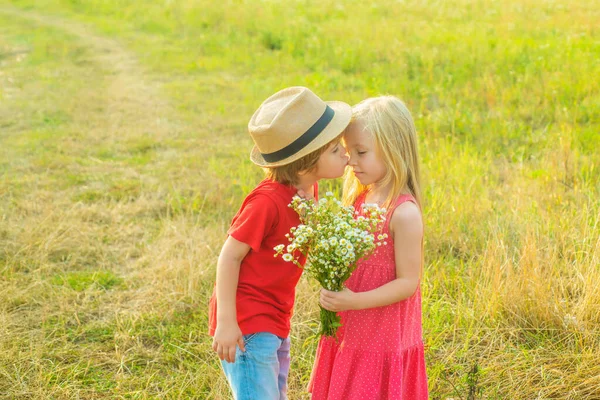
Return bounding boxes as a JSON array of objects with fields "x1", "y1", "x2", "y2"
[
  {"x1": 388, "y1": 197, "x2": 422, "y2": 237},
  {"x1": 394, "y1": 193, "x2": 418, "y2": 207}
]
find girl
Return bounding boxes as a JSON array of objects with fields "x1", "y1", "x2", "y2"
[{"x1": 308, "y1": 96, "x2": 428, "y2": 399}]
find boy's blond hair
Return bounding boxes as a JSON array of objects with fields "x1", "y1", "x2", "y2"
[
  {"x1": 266, "y1": 134, "x2": 342, "y2": 185},
  {"x1": 342, "y1": 96, "x2": 422, "y2": 211}
]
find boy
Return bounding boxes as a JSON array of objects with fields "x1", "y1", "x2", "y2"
[{"x1": 209, "y1": 87, "x2": 351, "y2": 399}]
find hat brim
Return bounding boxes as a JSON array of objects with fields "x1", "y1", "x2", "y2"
[{"x1": 250, "y1": 101, "x2": 352, "y2": 167}]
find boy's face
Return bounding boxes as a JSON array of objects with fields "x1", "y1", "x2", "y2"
[{"x1": 313, "y1": 139, "x2": 349, "y2": 180}]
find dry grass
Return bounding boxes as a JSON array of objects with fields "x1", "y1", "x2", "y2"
[{"x1": 1, "y1": 0, "x2": 599, "y2": 398}]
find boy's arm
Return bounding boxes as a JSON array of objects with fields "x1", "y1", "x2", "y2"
[{"x1": 212, "y1": 236, "x2": 251, "y2": 363}]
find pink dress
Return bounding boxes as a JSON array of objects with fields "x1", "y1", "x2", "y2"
[{"x1": 308, "y1": 193, "x2": 428, "y2": 399}]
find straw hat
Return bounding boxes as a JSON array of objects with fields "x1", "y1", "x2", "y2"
[{"x1": 249, "y1": 87, "x2": 352, "y2": 167}]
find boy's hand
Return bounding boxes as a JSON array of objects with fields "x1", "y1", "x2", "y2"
[
  {"x1": 212, "y1": 323, "x2": 246, "y2": 363},
  {"x1": 296, "y1": 188, "x2": 316, "y2": 203},
  {"x1": 320, "y1": 287, "x2": 358, "y2": 312}
]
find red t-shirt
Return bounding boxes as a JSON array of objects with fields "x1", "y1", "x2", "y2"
[{"x1": 208, "y1": 179, "x2": 317, "y2": 338}]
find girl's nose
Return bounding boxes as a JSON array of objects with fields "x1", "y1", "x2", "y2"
[{"x1": 347, "y1": 154, "x2": 357, "y2": 166}]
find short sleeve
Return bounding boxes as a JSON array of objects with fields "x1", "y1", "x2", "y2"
[{"x1": 228, "y1": 194, "x2": 277, "y2": 252}]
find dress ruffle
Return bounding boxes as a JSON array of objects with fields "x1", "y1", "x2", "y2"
[{"x1": 309, "y1": 337, "x2": 428, "y2": 400}]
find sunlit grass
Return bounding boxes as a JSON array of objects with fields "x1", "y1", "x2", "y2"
[{"x1": 0, "y1": 0, "x2": 598, "y2": 398}]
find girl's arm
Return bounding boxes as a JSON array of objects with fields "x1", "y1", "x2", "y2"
[
  {"x1": 212, "y1": 236, "x2": 251, "y2": 363},
  {"x1": 320, "y1": 201, "x2": 423, "y2": 311}
]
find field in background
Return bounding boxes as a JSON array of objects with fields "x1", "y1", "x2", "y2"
[{"x1": 1, "y1": 0, "x2": 599, "y2": 398}]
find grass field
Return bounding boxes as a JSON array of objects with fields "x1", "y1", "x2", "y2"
[{"x1": 1, "y1": 0, "x2": 599, "y2": 398}]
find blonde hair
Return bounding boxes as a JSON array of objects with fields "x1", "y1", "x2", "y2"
[
  {"x1": 342, "y1": 96, "x2": 422, "y2": 211},
  {"x1": 265, "y1": 134, "x2": 342, "y2": 185}
]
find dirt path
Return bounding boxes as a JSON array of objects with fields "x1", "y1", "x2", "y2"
[
  {"x1": 0, "y1": 8, "x2": 226, "y2": 397},
  {"x1": 0, "y1": 5, "x2": 177, "y2": 139},
  {"x1": 0, "y1": 6, "x2": 184, "y2": 312}
]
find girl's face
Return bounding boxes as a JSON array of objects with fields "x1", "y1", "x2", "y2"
[
  {"x1": 344, "y1": 120, "x2": 387, "y2": 186},
  {"x1": 314, "y1": 139, "x2": 349, "y2": 179}
]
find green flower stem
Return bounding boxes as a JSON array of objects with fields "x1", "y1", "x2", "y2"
[
  {"x1": 318, "y1": 278, "x2": 345, "y2": 337},
  {"x1": 319, "y1": 305, "x2": 341, "y2": 338}
]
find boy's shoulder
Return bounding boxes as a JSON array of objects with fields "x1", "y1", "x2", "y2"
[{"x1": 245, "y1": 179, "x2": 296, "y2": 204}]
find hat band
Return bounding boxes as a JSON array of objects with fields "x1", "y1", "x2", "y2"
[{"x1": 261, "y1": 105, "x2": 335, "y2": 163}]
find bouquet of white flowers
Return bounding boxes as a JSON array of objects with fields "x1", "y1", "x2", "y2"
[{"x1": 274, "y1": 192, "x2": 387, "y2": 337}]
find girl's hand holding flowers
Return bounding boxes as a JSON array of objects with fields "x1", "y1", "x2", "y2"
[
  {"x1": 320, "y1": 287, "x2": 358, "y2": 312},
  {"x1": 274, "y1": 192, "x2": 387, "y2": 337}
]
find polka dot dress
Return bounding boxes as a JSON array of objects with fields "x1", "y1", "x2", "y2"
[{"x1": 308, "y1": 194, "x2": 429, "y2": 400}]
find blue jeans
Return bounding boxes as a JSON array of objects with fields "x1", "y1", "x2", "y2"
[{"x1": 221, "y1": 332, "x2": 291, "y2": 400}]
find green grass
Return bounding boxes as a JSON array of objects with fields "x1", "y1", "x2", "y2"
[{"x1": 1, "y1": 0, "x2": 599, "y2": 398}]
